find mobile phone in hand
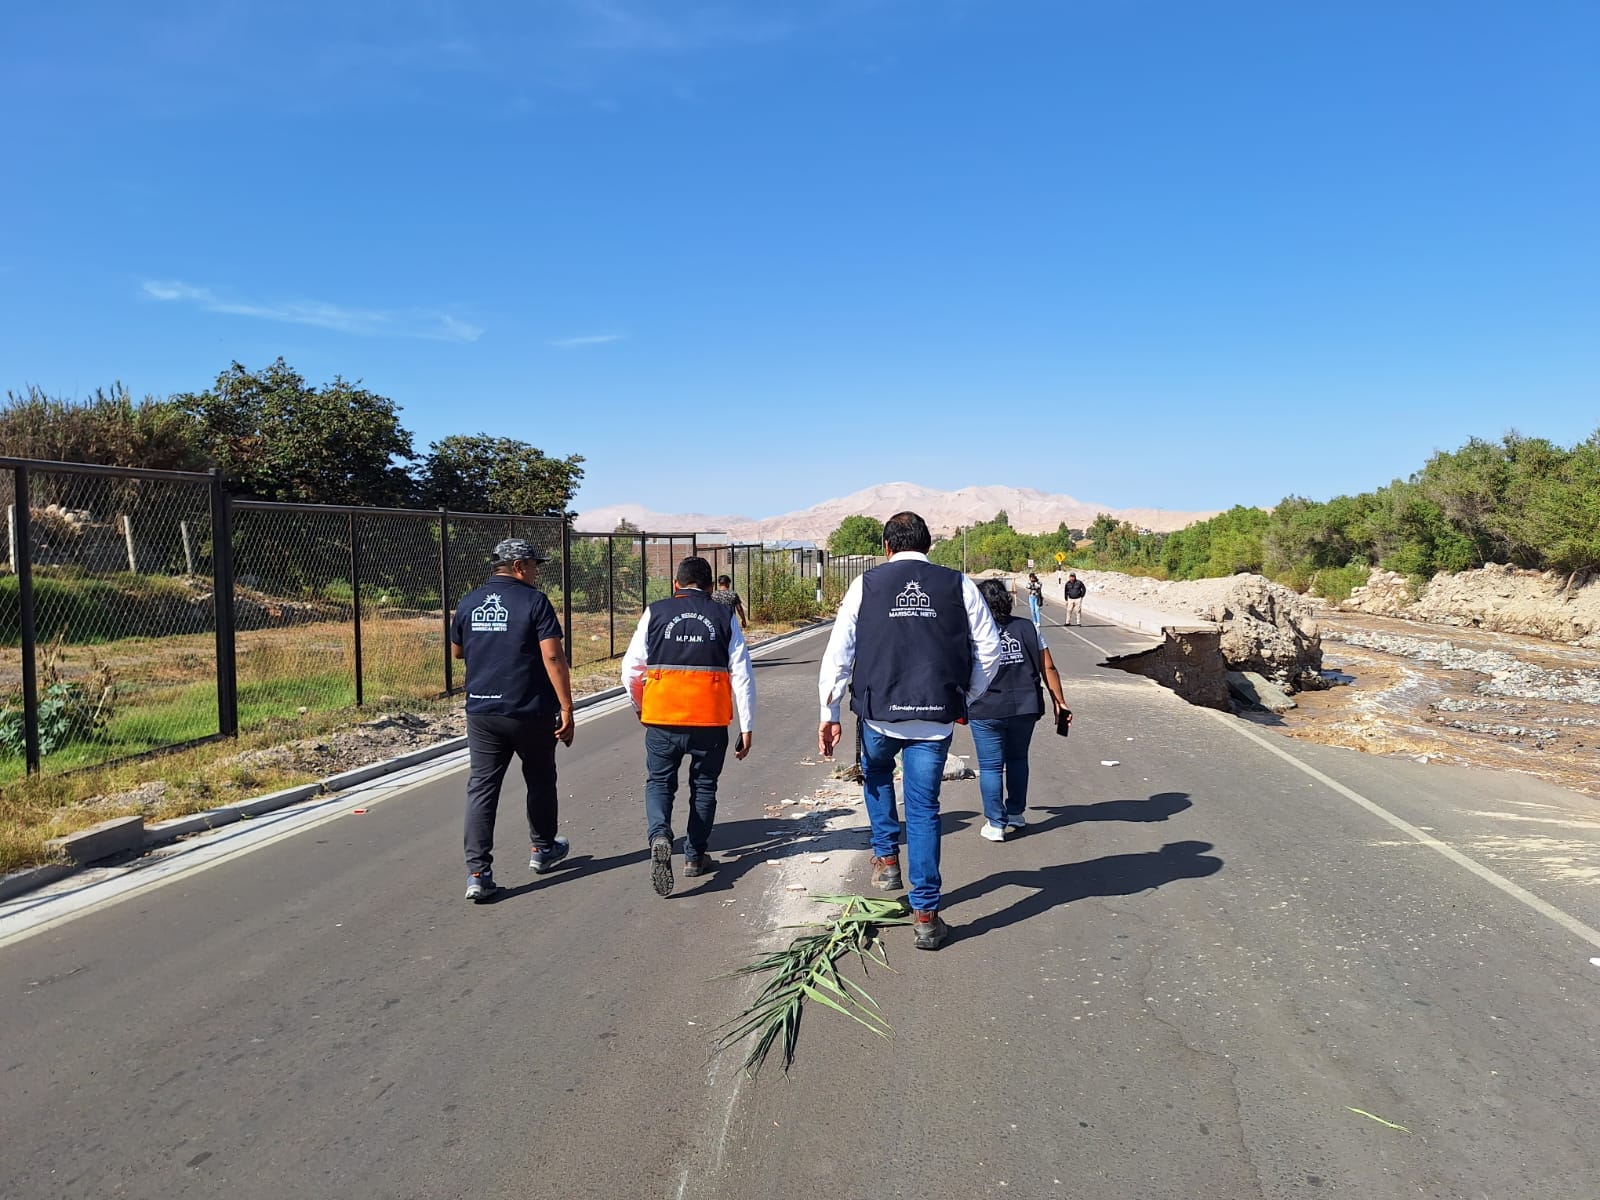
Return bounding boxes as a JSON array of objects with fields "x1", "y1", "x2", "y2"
[{"x1": 1055, "y1": 708, "x2": 1072, "y2": 738}]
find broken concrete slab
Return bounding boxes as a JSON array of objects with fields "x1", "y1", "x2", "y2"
[{"x1": 1226, "y1": 670, "x2": 1297, "y2": 713}]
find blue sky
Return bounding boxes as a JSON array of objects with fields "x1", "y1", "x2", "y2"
[{"x1": 3, "y1": 1, "x2": 1596, "y2": 519}]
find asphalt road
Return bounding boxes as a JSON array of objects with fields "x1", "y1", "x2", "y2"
[{"x1": 3, "y1": 600, "x2": 1598, "y2": 1199}]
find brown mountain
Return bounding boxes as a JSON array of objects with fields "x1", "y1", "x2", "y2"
[{"x1": 574, "y1": 483, "x2": 1216, "y2": 542}]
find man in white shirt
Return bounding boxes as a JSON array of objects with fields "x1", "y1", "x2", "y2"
[
  {"x1": 621, "y1": 556, "x2": 756, "y2": 897},
  {"x1": 818, "y1": 511, "x2": 1003, "y2": 949}
]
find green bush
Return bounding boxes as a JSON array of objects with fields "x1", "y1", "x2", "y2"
[{"x1": 1310, "y1": 564, "x2": 1372, "y2": 604}]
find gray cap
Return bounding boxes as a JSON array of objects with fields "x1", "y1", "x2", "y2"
[{"x1": 491, "y1": 538, "x2": 549, "y2": 566}]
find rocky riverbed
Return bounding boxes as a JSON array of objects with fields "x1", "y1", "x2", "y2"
[{"x1": 1270, "y1": 611, "x2": 1600, "y2": 799}]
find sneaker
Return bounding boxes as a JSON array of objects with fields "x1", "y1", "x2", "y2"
[
  {"x1": 980, "y1": 821, "x2": 1009, "y2": 842},
  {"x1": 1005, "y1": 813, "x2": 1027, "y2": 834},
  {"x1": 682, "y1": 854, "x2": 716, "y2": 879},
  {"x1": 529, "y1": 836, "x2": 571, "y2": 874},
  {"x1": 869, "y1": 854, "x2": 903, "y2": 891},
  {"x1": 912, "y1": 909, "x2": 949, "y2": 950},
  {"x1": 464, "y1": 872, "x2": 498, "y2": 902},
  {"x1": 650, "y1": 836, "x2": 675, "y2": 897}
]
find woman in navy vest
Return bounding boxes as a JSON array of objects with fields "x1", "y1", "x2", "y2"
[{"x1": 968, "y1": 578, "x2": 1068, "y2": 840}]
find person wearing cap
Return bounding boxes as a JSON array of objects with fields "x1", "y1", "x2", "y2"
[
  {"x1": 450, "y1": 538, "x2": 576, "y2": 902},
  {"x1": 621, "y1": 556, "x2": 755, "y2": 897}
]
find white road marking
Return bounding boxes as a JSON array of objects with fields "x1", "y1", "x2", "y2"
[{"x1": 1210, "y1": 710, "x2": 1600, "y2": 952}]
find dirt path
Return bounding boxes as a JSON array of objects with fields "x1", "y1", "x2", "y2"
[{"x1": 1270, "y1": 610, "x2": 1600, "y2": 799}]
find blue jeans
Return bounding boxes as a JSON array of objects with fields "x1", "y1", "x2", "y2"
[
  {"x1": 969, "y1": 715, "x2": 1038, "y2": 828},
  {"x1": 1027, "y1": 594, "x2": 1042, "y2": 625},
  {"x1": 644, "y1": 725, "x2": 729, "y2": 859},
  {"x1": 859, "y1": 724, "x2": 951, "y2": 913}
]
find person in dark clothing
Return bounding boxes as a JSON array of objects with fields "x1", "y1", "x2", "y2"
[
  {"x1": 1064, "y1": 573, "x2": 1087, "y2": 625},
  {"x1": 711, "y1": 574, "x2": 749, "y2": 628},
  {"x1": 968, "y1": 578, "x2": 1068, "y2": 840},
  {"x1": 450, "y1": 538, "x2": 576, "y2": 902}
]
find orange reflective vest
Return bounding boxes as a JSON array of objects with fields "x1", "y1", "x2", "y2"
[{"x1": 640, "y1": 592, "x2": 735, "y2": 727}]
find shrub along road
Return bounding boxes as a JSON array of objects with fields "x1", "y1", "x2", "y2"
[{"x1": 2, "y1": 601, "x2": 1598, "y2": 1198}]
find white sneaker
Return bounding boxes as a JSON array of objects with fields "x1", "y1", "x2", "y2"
[{"x1": 980, "y1": 822, "x2": 1009, "y2": 842}]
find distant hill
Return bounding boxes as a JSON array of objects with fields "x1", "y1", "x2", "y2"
[{"x1": 574, "y1": 483, "x2": 1217, "y2": 542}]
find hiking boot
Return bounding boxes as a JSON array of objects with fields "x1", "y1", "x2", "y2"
[
  {"x1": 529, "y1": 836, "x2": 571, "y2": 874},
  {"x1": 682, "y1": 854, "x2": 716, "y2": 879},
  {"x1": 869, "y1": 854, "x2": 903, "y2": 891},
  {"x1": 464, "y1": 871, "x2": 498, "y2": 903},
  {"x1": 912, "y1": 909, "x2": 948, "y2": 950},
  {"x1": 650, "y1": 836, "x2": 675, "y2": 897},
  {"x1": 980, "y1": 821, "x2": 1009, "y2": 842}
]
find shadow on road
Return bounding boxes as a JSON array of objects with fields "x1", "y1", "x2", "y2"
[
  {"x1": 940, "y1": 836, "x2": 1224, "y2": 940},
  {"x1": 1028, "y1": 791, "x2": 1193, "y2": 834}
]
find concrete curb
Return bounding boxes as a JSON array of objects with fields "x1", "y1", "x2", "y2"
[
  {"x1": 7, "y1": 617, "x2": 836, "y2": 904},
  {"x1": 0, "y1": 863, "x2": 77, "y2": 904}
]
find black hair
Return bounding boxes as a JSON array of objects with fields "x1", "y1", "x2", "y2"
[
  {"x1": 883, "y1": 511, "x2": 932, "y2": 554},
  {"x1": 717, "y1": 575, "x2": 732, "y2": 587},
  {"x1": 676, "y1": 556, "x2": 714, "y2": 589},
  {"x1": 977, "y1": 577, "x2": 1013, "y2": 621}
]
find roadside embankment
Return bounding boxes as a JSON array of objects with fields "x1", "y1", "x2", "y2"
[{"x1": 1343, "y1": 563, "x2": 1600, "y2": 647}]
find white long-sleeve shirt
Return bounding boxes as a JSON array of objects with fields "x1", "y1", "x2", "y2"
[
  {"x1": 620, "y1": 590, "x2": 756, "y2": 734},
  {"x1": 818, "y1": 552, "x2": 1003, "y2": 741}
]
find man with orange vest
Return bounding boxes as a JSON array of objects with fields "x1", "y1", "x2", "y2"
[{"x1": 621, "y1": 555, "x2": 756, "y2": 897}]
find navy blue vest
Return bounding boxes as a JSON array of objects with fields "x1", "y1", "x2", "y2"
[
  {"x1": 968, "y1": 614, "x2": 1045, "y2": 720},
  {"x1": 849, "y1": 559, "x2": 972, "y2": 724},
  {"x1": 645, "y1": 590, "x2": 734, "y2": 670}
]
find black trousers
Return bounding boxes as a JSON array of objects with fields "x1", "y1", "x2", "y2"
[{"x1": 464, "y1": 714, "x2": 559, "y2": 875}]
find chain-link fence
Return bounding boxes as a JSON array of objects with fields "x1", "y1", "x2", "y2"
[
  {"x1": 1, "y1": 456, "x2": 884, "y2": 779},
  {"x1": 0, "y1": 460, "x2": 223, "y2": 782}
]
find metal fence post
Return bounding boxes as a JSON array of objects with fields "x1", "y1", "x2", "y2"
[
  {"x1": 440, "y1": 508, "x2": 453, "y2": 695},
  {"x1": 640, "y1": 536, "x2": 648, "y2": 613},
  {"x1": 210, "y1": 470, "x2": 238, "y2": 738},
  {"x1": 607, "y1": 535, "x2": 616, "y2": 658},
  {"x1": 349, "y1": 512, "x2": 364, "y2": 707},
  {"x1": 14, "y1": 465, "x2": 41, "y2": 774},
  {"x1": 561, "y1": 517, "x2": 573, "y2": 666}
]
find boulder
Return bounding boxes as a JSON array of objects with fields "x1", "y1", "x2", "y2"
[
  {"x1": 1226, "y1": 670, "x2": 1297, "y2": 713},
  {"x1": 1197, "y1": 577, "x2": 1325, "y2": 691}
]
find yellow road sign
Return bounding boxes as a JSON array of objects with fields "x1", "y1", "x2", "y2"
[{"x1": 1054, "y1": 551, "x2": 1066, "y2": 564}]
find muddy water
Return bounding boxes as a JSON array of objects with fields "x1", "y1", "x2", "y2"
[{"x1": 1267, "y1": 612, "x2": 1600, "y2": 799}]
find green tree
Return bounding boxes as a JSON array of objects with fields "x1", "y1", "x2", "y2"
[
  {"x1": 174, "y1": 359, "x2": 415, "y2": 505},
  {"x1": 416, "y1": 433, "x2": 585, "y2": 517},
  {"x1": 827, "y1": 515, "x2": 885, "y2": 556}
]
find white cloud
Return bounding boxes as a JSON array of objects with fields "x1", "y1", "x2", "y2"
[
  {"x1": 140, "y1": 280, "x2": 482, "y2": 342},
  {"x1": 548, "y1": 332, "x2": 627, "y2": 347}
]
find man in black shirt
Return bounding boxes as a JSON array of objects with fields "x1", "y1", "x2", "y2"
[{"x1": 450, "y1": 538, "x2": 576, "y2": 902}]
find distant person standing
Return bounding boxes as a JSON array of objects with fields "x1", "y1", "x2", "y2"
[
  {"x1": 1025, "y1": 572, "x2": 1044, "y2": 627},
  {"x1": 818, "y1": 511, "x2": 1003, "y2": 950},
  {"x1": 711, "y1": 574, "x2": 749, "y2": 628},
  {"x1": 1064, "y1": 573, "x2": 1087, "y2": 625},
  {"x1": 451, "y1": 538, "x2": 576, "y2": 903},
  {"x1": 969, "y1": 579, "x2": 1068, "y2": 840},
  {"x1": 622, "y1": 556, "x2": 756, "y2": 897}
]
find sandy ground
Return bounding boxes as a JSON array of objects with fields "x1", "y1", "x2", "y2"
[{"x1": 1266, "y1": 609, "x2": 1600, "y2": 800}]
